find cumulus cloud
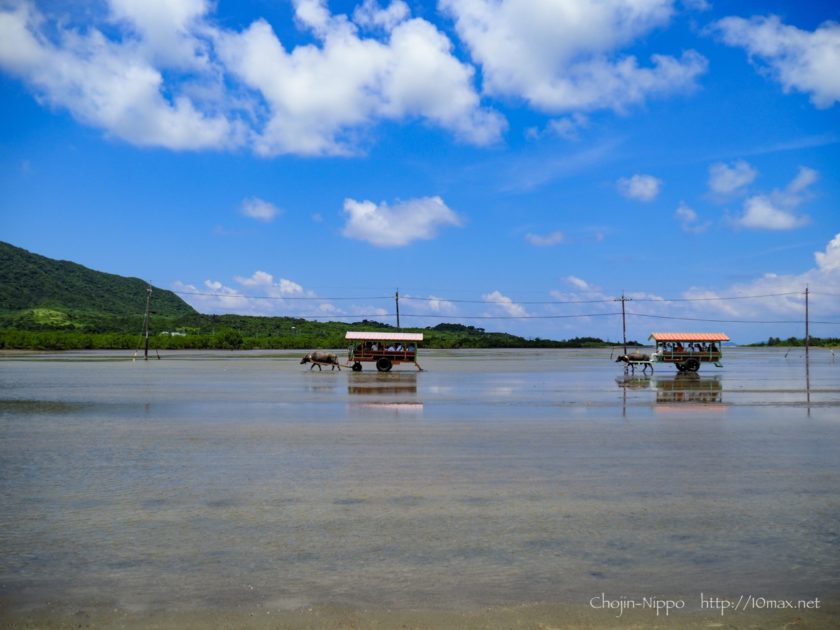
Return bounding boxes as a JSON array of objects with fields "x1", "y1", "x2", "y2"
[
  {"x1": 233, "y1": 271, "x2": 305, "y2": 296},
  {"x1": 211, "y1": 0, "x2": 505, "y2": 155},
  {"x1": 681, "y1": 232, "x2": 840, "y2": 324},
  {"x1": 675, "y1": 201, "x2": 710, "y2": 233},
  {"x1": 341, "y1": 196, "x2": 462, "y2": 247},
  {"x1": 617, "y1": 174, "x2": 662, "y2": 201},
  {"x1": 525, "y1": 231, "x2": 565, "y2": 247},
  {"x1": 0, "y1": 0, "x2": 503, "y2": 155},
  {"x1": 240, "y1": 197, "x2": 281, "y2": 222},
  {"x1": 401, "y1": 294, "x2": 458, "y2": 315},
  {"x1": 482, "y1": 290, "x2": 527, "y2": 317},
  {"x1": 0, "y1": 1, "x2": 238, "y2": 151},
  {"x1": 731, "y1": 167, "x2": 816, "y2": 230},
  {"x1": 353, "y1": 0, "x2": 410, "y2": 31},
  {"x1": 235, "y1": 270, "x2": 274, "y2": 287},
  {"x1": 708, "y1": 160, "x2": 758, "y2": 196},
  {"x1": 441, "y1": 0, "x2": 708, "y2": 113},
  {"x1": 714, "y1": 15, "x2": 840, "y2": 108},
  {"x1": 815, "y1": 233, "x2": 840, "y2": 272},
  {"x1": 174, "y1": 271, "x2": 322, "y2": 315},
  {"x1": 565, "y1": 276, "x2": 591, "y2": 290}
]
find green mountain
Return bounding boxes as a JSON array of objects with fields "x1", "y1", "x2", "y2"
[{"x1": 0, "y1": 241, "x2": 196, "y2": 331}]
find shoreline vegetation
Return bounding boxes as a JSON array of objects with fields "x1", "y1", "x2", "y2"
[
  {"x1": 747, "y1": 336, "x2": 840, "y2": 348},
  {"x1": 0, "y1": 322, "x2": 635, "y2": 351}
]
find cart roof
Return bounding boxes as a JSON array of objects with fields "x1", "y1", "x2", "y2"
[
  {"x1": 649, "y1": 332, "x2": 730, "y2": 342},
  {"x1": 346, "y1": 331, "x2": 423, "y2": 342}
]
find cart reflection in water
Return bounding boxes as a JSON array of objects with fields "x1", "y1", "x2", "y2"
[
  {"x1": 655, "y1": 373, "x2": 723, "y2": 406},
  {"x1": 616, "y1": 372, "x2": 726, "y2": 412},
  {"x1": 346, "y1": 372, "x2": 423, "y2": 415}
]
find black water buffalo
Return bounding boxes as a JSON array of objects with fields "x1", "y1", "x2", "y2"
[{"x1": 300, "y1": 351, "x2": 341, "y2": 370}]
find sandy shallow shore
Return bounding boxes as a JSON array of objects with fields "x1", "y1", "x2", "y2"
[
  {"x1": 3, "y1": 601, "x2": 839, "y2": 629},
  {"x1": 2, "y1": 350, "x2": 838, "y2": 629}
]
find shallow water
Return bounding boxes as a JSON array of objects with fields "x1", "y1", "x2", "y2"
[{"x1": 0, "y1": 348, "x2": 838, "y2": 617}]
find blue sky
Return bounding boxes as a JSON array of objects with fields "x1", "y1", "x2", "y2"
[{"x1": 1, "y1": 0, "x2": 838, "y2": 343}]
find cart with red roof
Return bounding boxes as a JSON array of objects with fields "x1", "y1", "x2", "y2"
[
  {"x1": 649, "y1": 332, "x2": 729, "y2": 372},
  {"x1": 345, "y1": 331, "x2": 424, "y2": 372}
]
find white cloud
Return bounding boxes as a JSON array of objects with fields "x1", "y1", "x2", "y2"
[
  {"x1": 175, "y1": 272, "x2": 319, "y2": 315},
  {"x1": 815, "y1": 233, "x2": 840, "y2": 272},
  {"x1": 482, "y1": 290, "x2": 527, "y2": 317},
  {"x1": 675, "y1": 201, "x2": 710, "y2": 233},
  {"x1": 547, "y1": 113, "x2": 589, "y2": 140},
  {"x1": 735, "y1": 197, "x2": 808, "y2": 230},
  {"x1": 401, "y1": 294, "x2": 458, "y2": 315},
  {"x1": 240, "y1": 197, "x2": 281, "y2": 222},
  {"x1": 565, "y1": 276, "x2": 590, "y2": 290},
  {"x1": 441, "y1": 0, "x2": 708, "y2": 113},
  {"x1": 731, "y1": 167, "x2": 816, "y2": 230},
  {"x1": 0, "y1": 0, "x2": 503, "y2": 156},
  {"x1": 525, "y1": 231, "x2": 565, "y2": 247},
  {"x1": 681, "y1": 232, "x2": 840, "y2": 323},
  {"x1": 107, "y1": 0, "x2": 212, "y2": 69},
  {"x1": 708, "y1": 160, "x2": 758, "y2": 196},
  {"x1": 0, "y1": 2, "x2": 238, "y2": 151},
  {"x1": 617, "y1": 174, "x2": 662, "y2": 201},
  {"x1": 353, "y1": 0, "x2": 410, "y2": 31},
  {"x1": 714, "y1": 15, "x2": 840, "y2": 108},
  {"x1": 341, "y1": 196, "x2": 462, "y2": 247},
  {"x1": 215, "y1": 1, "x2": 504, "y2": 155},
  {"x1": 235, "y1": 270, "x2": 274, "y2": 286}
]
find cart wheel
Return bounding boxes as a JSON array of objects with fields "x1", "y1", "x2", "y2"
[
  {"x1": 352, "y1": 362, "x2": 362, "y2": 372},
  {"x1": 376, "y1": 358, "x2": 392, "y2": 372},
  {"x1": 676, "y1": 363, "x2": 687, "y2": 372},
  {"x1": 686, "y1": 359, "x2": 700, "y2": 372}
]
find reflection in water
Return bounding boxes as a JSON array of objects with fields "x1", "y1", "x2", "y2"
[
  {"x1": 615, "y1": 375, "x2": 652, "y2": 390},
  {"x1": 616, "y1": 373, "x2": 725, "y2": 409},
  {"x1": 655, "y1": 373, "x2": 723, "y2": 406},
  {"x1": 347, "y1": 372, "x2": 423, "y2": 414},
  {"x1": 348, "y1": 372, "x2": 418, "y2": 396}
]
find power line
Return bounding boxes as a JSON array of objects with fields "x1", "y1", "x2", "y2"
[
  {"x1": 174, "y1": 290, "x2": 391, "y2": 301},
  {"x1": 627, "y1": 312, "x2": 840, "y2": 325},
  {"x1": 174, "y1": 288, "x2": 809, "y2": 305},
  {"x1": 628, "y1": 291, "x2": 802, "y2": 303},
  {"x1": 400, "y1": 312, "x2": 621, "y2": 320}
]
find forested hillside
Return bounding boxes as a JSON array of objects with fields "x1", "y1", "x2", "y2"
[{"x1": 0, "y1": 241, "x2": 196, "y2": 331}]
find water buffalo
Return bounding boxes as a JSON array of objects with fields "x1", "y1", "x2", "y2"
[
  {"x1": 615, "y1": 352, "x2": 650, "y2": 364},
  {"x1": 615, "y1": 352, "x2": 652, "y2": 374},
  {"x1": 300, "y1": 351, "x2": 341, "y2": 371}
]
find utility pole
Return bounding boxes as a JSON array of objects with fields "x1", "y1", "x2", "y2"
[
  {"x1": 395, "y1": 289, "x2": 401, "y2": 330},
  {"x1": 805, "y1": 285, "x2": 810, "y2": 363},
  {"x1": 616, "y1": 292, "x2": 630, "y2": 355},
  {"x1": 143, "y1": 285, "x2": 152, "y2": 361},
  {"x1": 805, "y1": 285, "x2": 811, "y2": 415}
]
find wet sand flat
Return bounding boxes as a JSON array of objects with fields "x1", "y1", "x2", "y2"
[{"x1": 0, "y1": 348, "x2": 838, "y2": 627}]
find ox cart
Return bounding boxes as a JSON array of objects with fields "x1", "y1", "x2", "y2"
[
  {"x1": 346, "y1": 331, "x2": 424, "y2": 372},
  {"x1": 650, "y1": 332, "x2": 729, "y2": 372}
]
